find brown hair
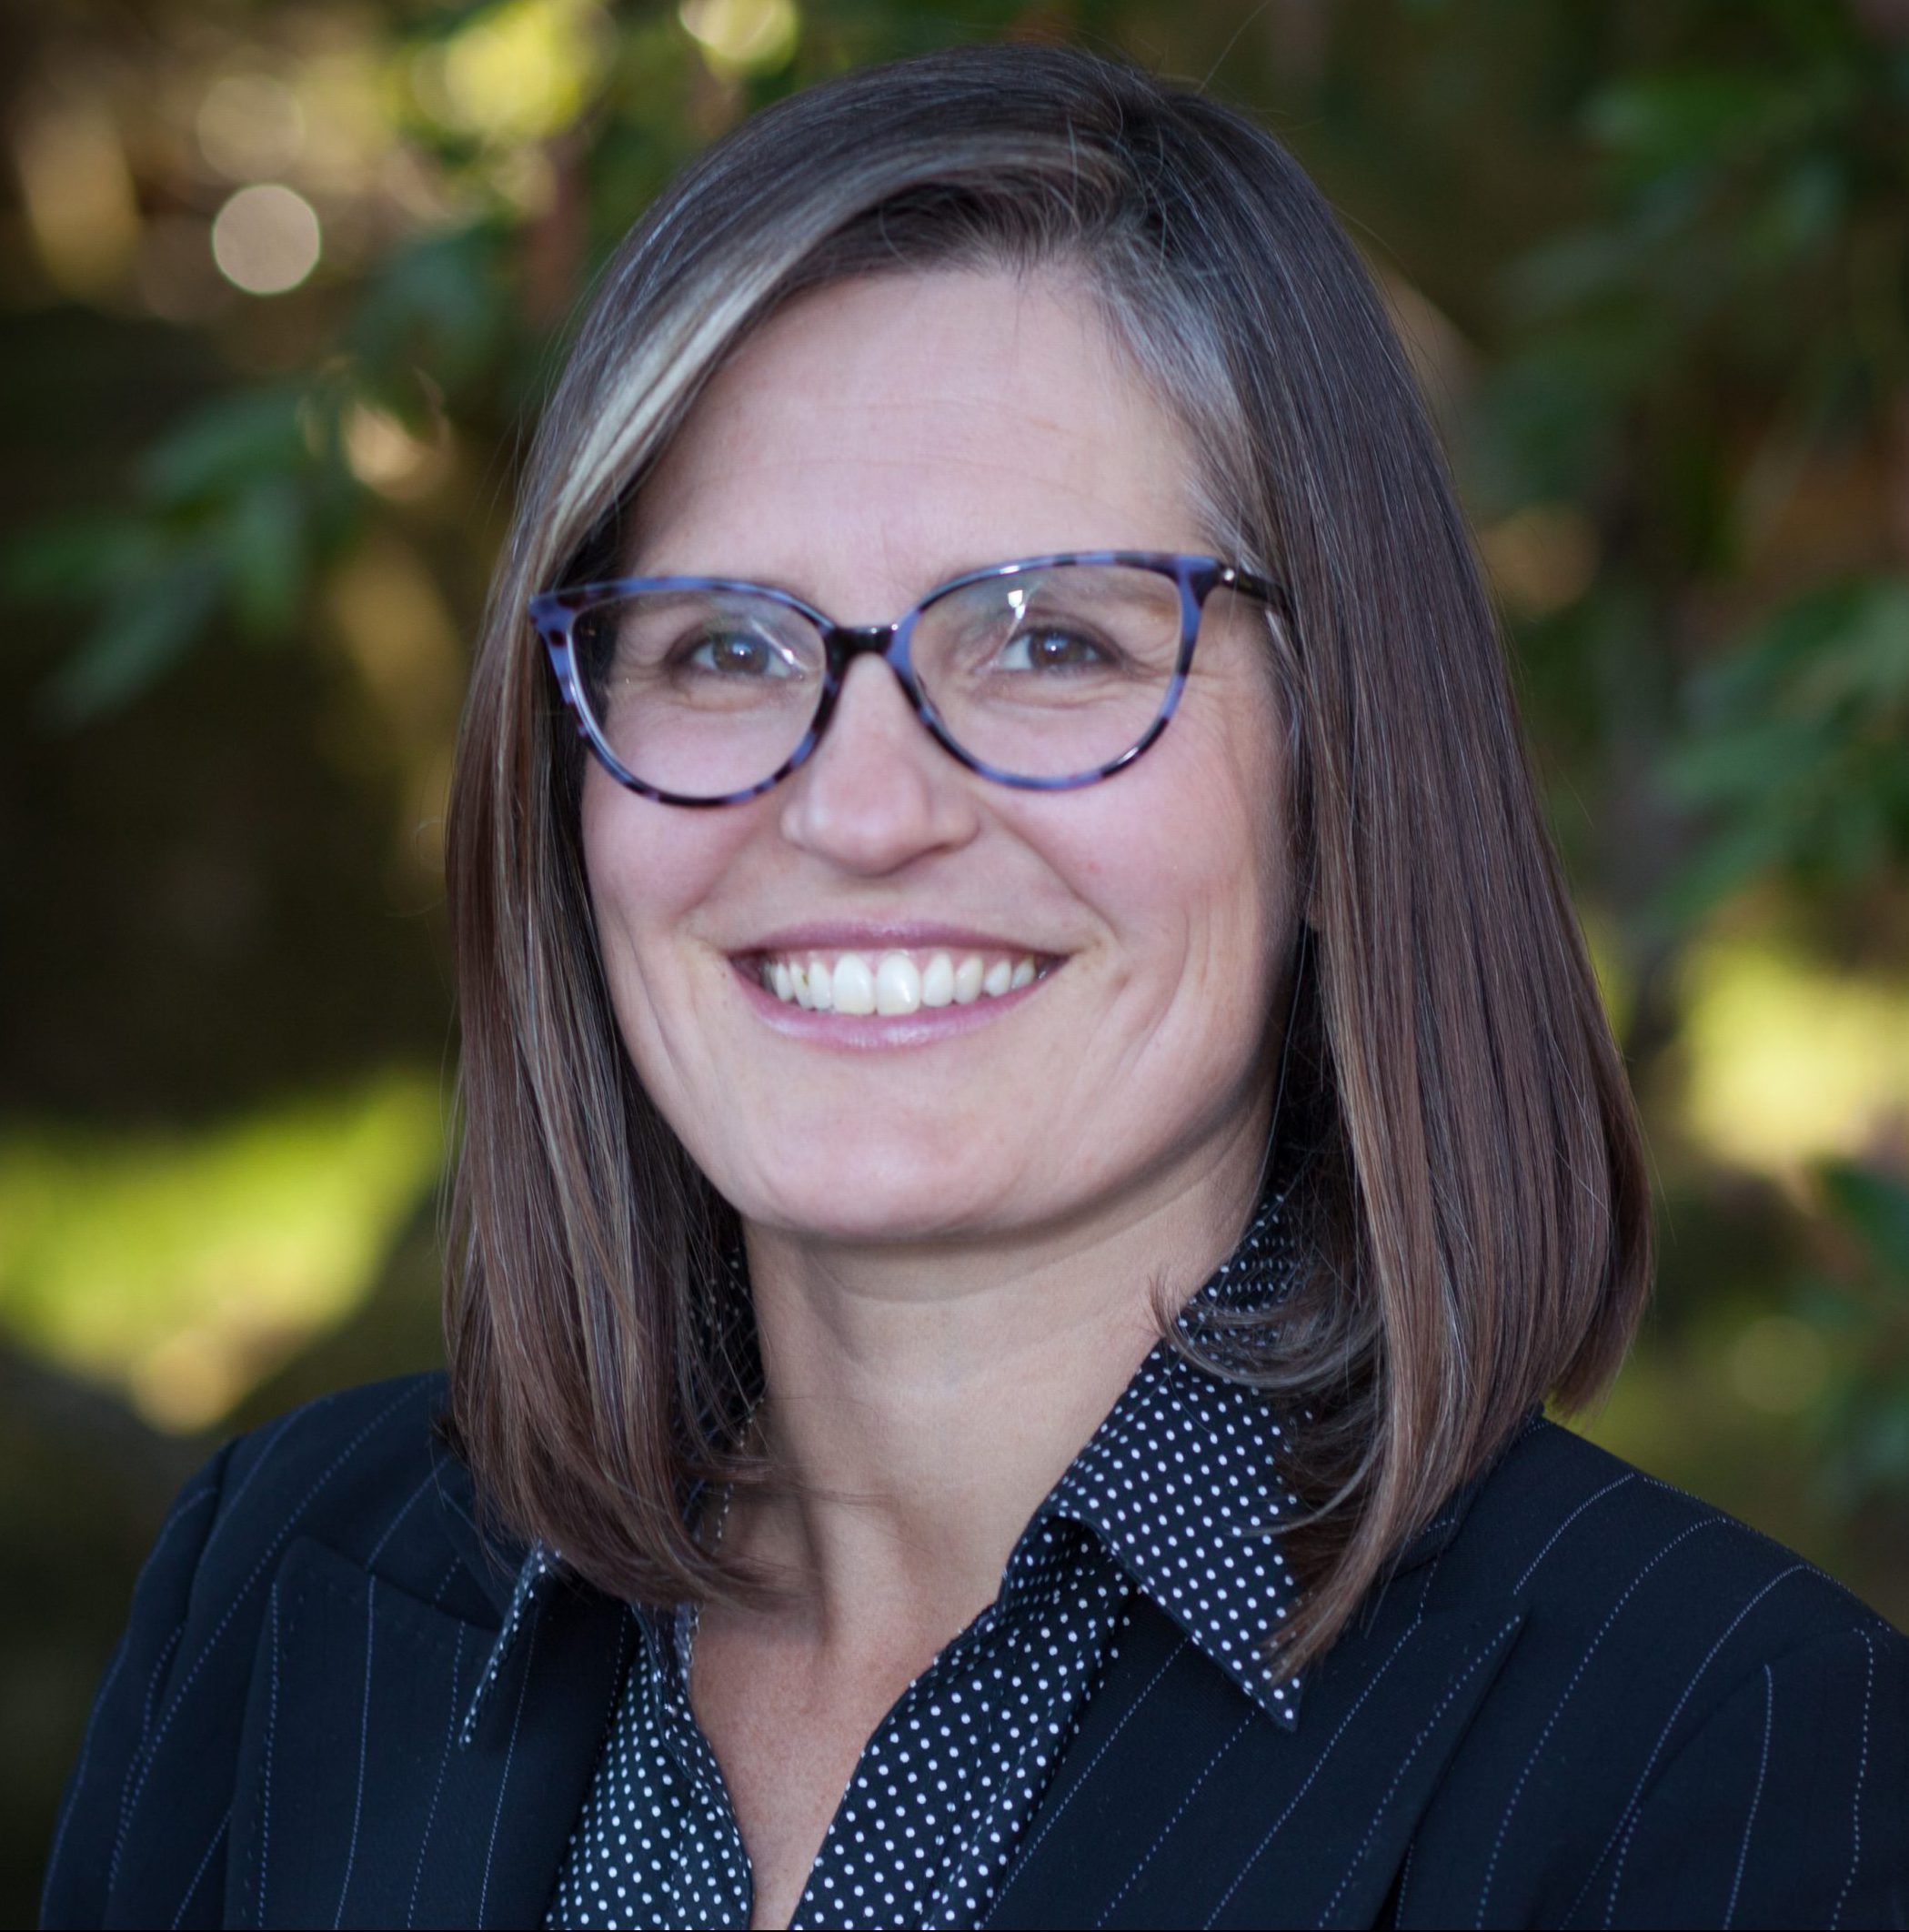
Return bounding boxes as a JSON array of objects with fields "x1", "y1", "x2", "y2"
[{"x1": 443, "y1": 41, "x2": 1652, "y2": 1676}]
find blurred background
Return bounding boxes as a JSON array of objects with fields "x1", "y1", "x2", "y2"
[{"x1": 4, "y1": 0, "x2": 1907, "y2": 1914}]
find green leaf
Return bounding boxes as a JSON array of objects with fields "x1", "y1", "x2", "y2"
[
  {"x1": 1660, "y1": 716, "x2": 1824, "y2": 805},
  {"x1": 1656, "y1": 573, "x2": 1909, "y2": 910},
  {"x1": 1817, "y1": 1161, "x2": 1909, "y2": 1279},
  {"x1": 224, "y1": 480, "x2": 307, "y2": 641},
  {"x1": 1648, "y1": 813, "x2": 1794, "y2": 928},
  {"x1": 2, "y1": 515, "x2": 159, "y2": 608},
  {"x1": 347, "y1": 226, "x2": 510, "y2": 394},
  {"x1": 138, "y1": 387, "x2": 309, "y2": 511},
  {"x1": 1587, "y1": 68, "x2": 1819, "y2": 183},
  {"x1": 42, "y1": 551, "x2": 225, "y2": 723}
]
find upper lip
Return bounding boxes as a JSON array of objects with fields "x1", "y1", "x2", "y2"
[{"x1": 737, "y1": 922, "x2": 1058, "y2": 956}]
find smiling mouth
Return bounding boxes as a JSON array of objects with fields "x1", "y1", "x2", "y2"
[{"x1": 744, "y1": 946, "x2": 1056, "y2": 1015}]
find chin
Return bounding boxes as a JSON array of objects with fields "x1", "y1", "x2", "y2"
[{"x1": 736, "y1": 1145, "x2": 1032, "y2": 1248}]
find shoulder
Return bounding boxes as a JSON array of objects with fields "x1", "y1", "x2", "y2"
[
  {"x1": 1391, "y1": 1417, "x2": 1909, "y2": 1927},
  {"x1": 219, "y1": 1368, "x2": 450, "y2": 1511},
  {"x1": 157, "y1": 1369, "x2": 511, "y2": 1643},
  {"x1": 40, "y1": 1373, "x2": 503, "y2": 1927},
  {"x1": 1432, "y1": 1414, "x2": 1899, "y2": 1657},
  {"x1": 193, "y1": 1372, "x2": 484, "y2": 1598}
]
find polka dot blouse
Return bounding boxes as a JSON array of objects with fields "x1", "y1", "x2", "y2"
[{"x1": 493, "y1": 1198, "x2": 1302, "y2": 1929}]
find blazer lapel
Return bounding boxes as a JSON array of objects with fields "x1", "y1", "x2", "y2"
[
  {"x1": 223, "y1": 1533, "x2": 631, "y2": 1929},
  {"x1": 989, "y1": 1580, "x2": 1525, "y2": 1929}
]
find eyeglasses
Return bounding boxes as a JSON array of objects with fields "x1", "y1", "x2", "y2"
[{"x1": 528, "y1": 549, "x2": 1285, "y2": 807}]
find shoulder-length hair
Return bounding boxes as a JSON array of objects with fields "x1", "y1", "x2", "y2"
[{"x1": 443, "y1": 40, "x2": 1651, "y2": 1677}]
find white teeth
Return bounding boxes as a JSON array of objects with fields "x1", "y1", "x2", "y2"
[
  {"x1": 758, "y1": 949, "x2": 1047, "y2": 1011},
  {"x1": 875, "y1": 951, "x2": 922, "y2": 1015},
  {"x1": 831, "y1": 952, "x2": 876, "y2": 1015},
  {"x1": 921, "y1": 952, "x2": 955, "y2": 1008}
]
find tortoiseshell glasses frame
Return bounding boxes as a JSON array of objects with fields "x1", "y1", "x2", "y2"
[{"x1": 528, "y1": 549, "x2": 1287, "y2": 808}]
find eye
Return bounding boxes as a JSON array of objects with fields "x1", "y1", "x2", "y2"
[
  {"x1": 996, "y1": 624, "x2": 1114, "y2": 672},
  {"x1": 682, "y1": 628, "x2": 802, "y2": 679}
]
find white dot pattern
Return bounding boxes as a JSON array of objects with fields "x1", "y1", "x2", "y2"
[
  {"x1": 461, "y1": 1543, "x2": 558, "y2": 1746},
  {"x1": 535, "y1": 1195, "x2": 1301, "y2": 1929}
]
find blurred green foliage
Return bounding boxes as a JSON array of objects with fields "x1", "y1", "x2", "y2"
[
  {"x1": 3, "y1": 0, "x2": 1907, "y2": 1917},
  {"x1": 1799, "y1": 1156, "x2": 1909, "y2": 1504},
  {"x1": 1662, "y1": 578, "x2": 1909, "y2": 915},
  {"x1": 0, "y1": 1073, "x2": 441, "y2": 1428}
]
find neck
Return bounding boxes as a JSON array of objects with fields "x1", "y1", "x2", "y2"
[{"x1": 728, "y1": 1108, "x2": 1271, "y2": 1653}]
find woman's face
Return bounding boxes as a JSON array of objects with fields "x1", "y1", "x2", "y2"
[{"x1": 581, "y1": 269, "x2": 1296, "y2": 1249}]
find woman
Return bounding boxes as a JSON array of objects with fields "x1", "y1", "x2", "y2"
[{"x1": 44, "y1": 43, "x2": 1906, "y2": 1931}]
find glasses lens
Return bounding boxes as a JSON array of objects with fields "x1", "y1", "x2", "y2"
[
  {"x1": 911, "y1": 564, "x2": 1186, "y2": 781},
  {"x1": 573, "y1": 587, "x2": 827, "y2": 800}
]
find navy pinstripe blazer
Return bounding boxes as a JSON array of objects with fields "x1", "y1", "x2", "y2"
[{"x1": 40, "y1": 1372, "x2": 1909, "y2": 1929}]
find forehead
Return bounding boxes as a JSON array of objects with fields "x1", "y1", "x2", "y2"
[{"x1": 628, "y1": 267, "x2": 1210, "y2": 604}]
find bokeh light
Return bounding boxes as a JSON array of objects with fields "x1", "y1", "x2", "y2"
[
  {"x1": 411, "y1": 0, "x2": 611, "y2": 144},
  {"x1": 0, "y1": 1077, "x2": 443, "y2": 1432},
  {"x1": 196, "y1": 73, "x2": 307, "y2": 181},
  {"x1": 15, "y1": 98, "x2": 139, "y2": 296},
  {"x1": 679, "y1": 0, "x2": 799, "y2": 76},
  {"x1": 343, "y1": 401, "x2": 451, "y2": 498},
  {"x1": 210, "y1": 183, "x2": 323, "y2": 296},
  {"x1": 1731, "y1": 1314, "x2": 1831, "y2": 1416},
  {"x1": 1680, "y1": 938, "x2": 1909, "y2": 1182},
  {"x1": 1480, "y1": 504, "x2": 1601, "y2": 618}
]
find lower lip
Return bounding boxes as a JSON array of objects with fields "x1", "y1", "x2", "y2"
[{"x1": 729, "y1": 960, "x2": 1057, "y2": 1047}]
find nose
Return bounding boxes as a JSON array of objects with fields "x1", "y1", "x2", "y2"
[{"x1": 777, "y1": 654, "x2": 980, "y2": 874}]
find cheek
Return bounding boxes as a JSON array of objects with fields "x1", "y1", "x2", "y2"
[
  {"x1": 1058, "y1": 694, "x2": 1291, "y2": 1019},
  {"x1": 581, "y1": 770, "x2": 666, "y2": 959},
  {"x1": 578, "y1": 769, "x2": 743, "y2": 1031}
]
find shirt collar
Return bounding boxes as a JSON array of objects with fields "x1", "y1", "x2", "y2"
[
  {"x1": 1029, "y1": 1189, "x2": 1305, "y2": 1729},
  {"x1": 463, "y1": 1190, "x2": 1303, "y2": 1746}
]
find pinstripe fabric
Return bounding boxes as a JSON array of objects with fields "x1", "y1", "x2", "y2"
[
  {"x1": 41, "y1": 1374, "x2": 1909, "y2": 1928},
  {"x1": 987, "y1": 1421, "x2": 1909, "y2": 1929}
]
